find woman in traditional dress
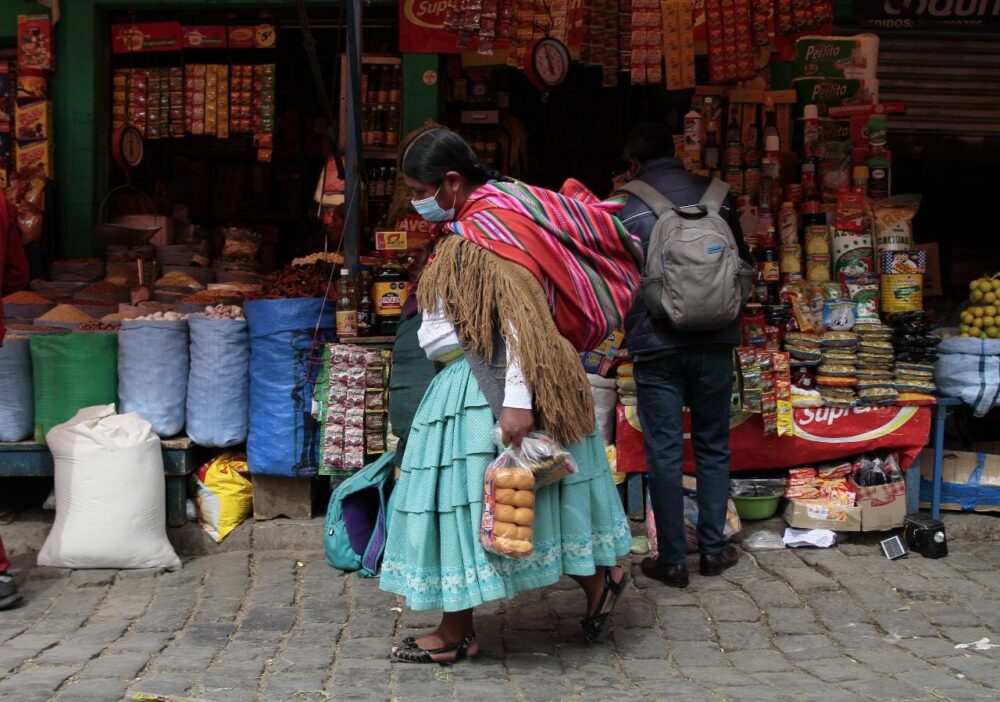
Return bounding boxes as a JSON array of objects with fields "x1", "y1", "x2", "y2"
[{"x1": 380, "y1": 128, "x2": 641, "y2": 664}]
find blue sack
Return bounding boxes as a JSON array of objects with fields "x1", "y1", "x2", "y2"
[
  {"x1": 118, "y1": 319, "x2": 189, "y2": 436},
  {"x1": 245, "y1": 298, "x2": 335, "y2": 476},
  {"x1": 935, "y1": 337, "x2": 1000, "y2": 418},
  {"x1": 0, "y1": 337, "x2": 33, "y2": 441},
  {"x1": 324, "y1": 451, "x2": 395, "y2": 577},
  {"x1": 186, "y1": 316, "x2": 249, "y2": 447}
]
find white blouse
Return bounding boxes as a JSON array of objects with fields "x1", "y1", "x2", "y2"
[{"x1": 417, "y1": 299, "x2": 533, "y2": 410}]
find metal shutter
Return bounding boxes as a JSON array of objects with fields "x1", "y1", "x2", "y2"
[{"x1": 877, "y1": 35, "x2": 1000, "y2": 139}]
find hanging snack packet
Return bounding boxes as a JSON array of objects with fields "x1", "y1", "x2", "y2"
[
  {"x1": 773, "y1": 352, "x2": 794, "y2": 437},
  {"x1": 481, "y1": 452, "x2": 536, "y2": 559},
  {"x1": 738, "y1": 347, "x2": 763, "y2": 413},
  {"x1": 741, "y1": 308, "x2": 767, "y2": 346},
  {"x1": 845, "y1": 274, "x2": 880, "y2": 324}
]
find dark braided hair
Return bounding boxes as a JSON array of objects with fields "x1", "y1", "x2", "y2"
[{"x1": 400, "y1": 128, "x2": 502, "y2": 187}]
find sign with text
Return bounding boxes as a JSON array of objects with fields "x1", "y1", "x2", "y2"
[
  {"x1": 855, "y1": 0, "x2": 1000, "y2": 31},
  {"x1": 399, "y1": 0, "x2": 510, "y2": 53},
  {"x1": 111, "y1": 22, "x2": 182, "y2": 53}
]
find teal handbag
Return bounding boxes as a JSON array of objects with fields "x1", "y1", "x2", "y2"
[{"x1": 324, "y1": 451, "x2": 396, "y2": 577}]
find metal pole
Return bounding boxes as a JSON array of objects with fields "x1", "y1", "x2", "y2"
[{"x1": 343, "y1": 0, "x2": 364, "y2": 270}]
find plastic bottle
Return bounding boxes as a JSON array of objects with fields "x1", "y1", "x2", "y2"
[
  {"x1": 357, "y1": 270, "x2": 375, "y2": 337},
  {"x1": 336, "y1": 270, "x2": 358, "y2": 337},
  {"x1": 374, "y1": 259, "x2": 408, "y2": 336},
  {"x1": 703, "y1": 122, "x2": 721, "y2": 171},
  {"x1": 801, "y1": 159, "x2": 818, "y2": 200},
  {"x1": 802, "y1": 104, "x2": 820, "y2": 158},
  {"x1": 867, "y1": 114, "x2": 890, "y2": 200},
  {"x1": 760, "y1": 135, "x2": 781, "y2": 214},
  {"x1": 853, "y1": 164, "x2": 870, "y2": 195},
  {"x1": 683, "y1": 107, "x2": 703, "y2": 162}
]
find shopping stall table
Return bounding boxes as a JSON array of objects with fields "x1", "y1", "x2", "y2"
[
  {"x1": 0, "y1": 437, "x2": 199, "y2": 527},
  {"x1": 616, "y1": 404, "x2": 933, "y2": 518}
]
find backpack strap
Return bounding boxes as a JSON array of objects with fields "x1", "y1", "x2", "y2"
[
  {"x1": 619, "y1": 180, "x2": 677, "y2": 218},
  {"x1": 698, "y1": 178, "x2": 731, "y2": 215}
]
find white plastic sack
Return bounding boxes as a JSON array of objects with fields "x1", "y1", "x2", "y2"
[
  {"x1": 37, "y1": 405, "x2": 180, "y2": 570},
  {"x1": 935, "y1": 337, "x2": 1000, "y2": 417},
  {"x1": 588, "y1": 373, "x2": 618, "y2": 444}
]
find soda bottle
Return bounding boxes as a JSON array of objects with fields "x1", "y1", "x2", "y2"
[
  {"x1": 336, "y1": 270, "x2": 358, "y2": 337},
  {"x1": 357, "y1": 270, "x2": 375, "y2": 337}
]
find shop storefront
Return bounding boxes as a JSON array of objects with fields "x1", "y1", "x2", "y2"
[{"x1": 1, "y1": 0, "x2": 999, "y2": 555}]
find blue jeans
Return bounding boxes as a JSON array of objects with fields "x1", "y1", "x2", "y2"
[{"x1": 634, "y1": 349, "x2": 734, "y2": 566}]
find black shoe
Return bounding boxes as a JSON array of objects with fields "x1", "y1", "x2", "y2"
[
  {"x1": 640, "y1": 557, "x2": 689, "y2": 588},
  {"x1": 700, "y1": 545, "x2": 739, "y2": 576},
  {"x1": 0, "y1": 573, "x2": 22, "y2": 611}
]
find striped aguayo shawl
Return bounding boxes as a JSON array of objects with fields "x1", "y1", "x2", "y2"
[{"x1": 442, "y1": 179, "x2": 643, "y2": 352}]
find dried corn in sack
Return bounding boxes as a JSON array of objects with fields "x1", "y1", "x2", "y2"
[
  {"x1": 191, "y1": 453, "x2": 253, "y2": 543},
  {"x1": 30, "y1": 332, "x2": 118, "y2": 444}
]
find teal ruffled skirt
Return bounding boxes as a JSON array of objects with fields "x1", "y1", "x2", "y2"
[{"x1": 380, "y1": 357, "x2": 631, "y2": 612}]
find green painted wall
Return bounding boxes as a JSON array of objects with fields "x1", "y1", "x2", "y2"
[{"x1": 402, "y1": 53, "x2": 440, "y2": 135}]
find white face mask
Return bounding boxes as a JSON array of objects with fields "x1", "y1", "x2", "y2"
[{"x1": 411, "y1": 185, "x2": 457, "y2": 223}]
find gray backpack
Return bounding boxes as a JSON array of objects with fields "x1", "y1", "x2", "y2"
[{"x1": 621, "y1": 179, "x2": 754, "y2": 331}]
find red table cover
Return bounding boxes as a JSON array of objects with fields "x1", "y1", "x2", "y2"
[{"x1": 616, "y1": 404, "x2": 932, "y2": 474}]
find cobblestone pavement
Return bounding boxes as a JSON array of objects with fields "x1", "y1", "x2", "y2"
[{"x1": 2, "y1": 541, "x2": 1000, "y2": 702}]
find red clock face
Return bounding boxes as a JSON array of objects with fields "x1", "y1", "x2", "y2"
[{"x1": 112, "y1": 126, "x2": 144, "y2": 170}]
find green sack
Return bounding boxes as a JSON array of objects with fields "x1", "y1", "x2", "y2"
[{"x1": 30, "y1": 332, "x2": 118, "y2": 444}]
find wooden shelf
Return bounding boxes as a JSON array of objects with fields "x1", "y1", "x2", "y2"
[{"x1": 338, "y1": 336, "x2": 395, "y2": 344}]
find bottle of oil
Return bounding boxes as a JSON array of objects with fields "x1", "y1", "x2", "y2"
[
  {"x1": 335, "y1": 270, "x2": 358, "y2": 338},
  {"x1": 356, "y1": 270, "x2": 375, "y2": 337},
  {"x1": 374, "y1": 260, "x2": 408, "y2": 336}
]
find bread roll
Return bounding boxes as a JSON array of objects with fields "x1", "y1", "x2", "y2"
[
  {"x1": 492, "y1": 521, "x2": 518, "y2": 538},
  {"x1": 494, "y1": 467, "x2": 535, "y2": 491},
  {"x1": 495, "y1": 504, "x2": 517, "y2": 523},
  {"x1": 510, "y1": 490, "x2": 535, "y2": 508},
  {"x1": 513, "y1": 507, "x2": 534, "y2": 526},
  {"x1": 495, "y1": 488, "x2": 517, "y2": 505},
  {"x1": 495, "y1": 536, "x2": 532, "y2": 557},
  {"x1": 515, "y1": 525, "x2": 533, "y2": 541}
]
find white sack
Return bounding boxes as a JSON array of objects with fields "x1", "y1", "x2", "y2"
[{"x1": 37, "y1": 405, "x2": 181, "y2": 570}]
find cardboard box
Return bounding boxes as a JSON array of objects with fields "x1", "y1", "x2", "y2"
[
  {"x1": 14, "y1": 100, "x2": 51, "y2": 140},
  {"x1": 916, "y1": 243, "x2": 942, "y2": 297},
  {"x1": 784, "y1": 499, "x2": 862, "y2": 532},
  {"x1": 17, "y1": 14, "x2": 52, "y2": 71},
  {"x1": 784, "y1": 478, "x2": 905, "y2": 532},
  {"x1": 854, "y1": 479, "x2": 906, "y2": 530},
  {"x1": 919, "y1": 449, "x2": 1000, "y2": 513},
  {"x1": 15, "y1": 138, "x2": 52, "y2": 178}
]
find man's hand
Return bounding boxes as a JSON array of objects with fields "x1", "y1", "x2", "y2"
[{"x1": 499, "y1": 407, "x2": 534, "y2": 448}]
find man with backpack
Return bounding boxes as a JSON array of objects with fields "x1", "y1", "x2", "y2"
[{"x1": 618, "y1": 123, "x2": 753, "y2": 589}]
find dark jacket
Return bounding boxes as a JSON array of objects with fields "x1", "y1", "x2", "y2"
[{"x1": 618, "y1": 157, "x2": 752, "y2": 357}]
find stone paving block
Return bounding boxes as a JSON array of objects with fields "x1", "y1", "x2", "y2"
[
  {"x1": 201, "y1": 659, "x2": 268, "y2": 689},
  {"x1": 772, "y1": 634, "x2": 838, "y2": 661},
  {"x1": 81, "y1": 651, "x2": 151, "y2": 679},
  {"x1": 261, "y1": 670, "x2": 330, "y2": 700},
  {"x1": 682, "y1": 665, "x2": 750, "y2": 687},
  {"x1": 0, "y1": 665, "x2": 79, "y2": 697},
  {"x1": 657, "y1": 605, "x2": 712, "y2": 641},
  {"x1": 827, "y1": 623, "x2": 886, "y2": 649},
  {"x1": 883, "y1": 573, "x2": 944, "y2": 601},
  {"x1": 837, "y1": 677, "x2": 931, "y2": 701},
  {"x1": 716, "y1": 621, "x2": 771, "y2": 651},
  {"x1": 612, "y1": 626, "x2": 668, "y2": 659},
  {"x1": 669, "y1": 641, "x2": 728, "y2": 668},
  {"x1": 712, "y1": 685, "x2": 799, "y2": 702},
  {"x1": 240, "y1": 606, "x2": 298, "y2": 633},
  {"x1": 55, "y1": 677, "x2": 131, "y2": 701},
  {"x1": 129, "y1": 671, "x2": 194, "y2": 698},
  {"x1": 152, "y1": 644, "x2": 224, "y2": 672},
  {"x1": 938, "y1": 626, "x2": 994, "y2": 645},
  {"x1": 795, "y1": 658, "x2": 880, "y2": 683},
  {"x1": 32, "y1": 640, "x2": 107, "y2": 666},
  {"x1": 343, "y1": 610, "x2": 397, "y2": 638},
  {"x1": 106, "y1": 631, "x2": 172, "y2": 655},
  {"x1": 843, "y1": 647, "x2": 933, "y2": 674},
  {"x1": 894, "y1": 635, "x2": 967, "y2": 659},
  {"x1": 504, "y1": 629, "x2": 557, "y2": 655},
  {"x1": 197, "y1": 689, "x2": 260, "y2": 702},
  {"x1": 772, "y1": 566, "x2": 839, "y2": 593},
  {"x1": 931, "y1": 655, "x2": 1000, "y2": 687},
  {"x1": 453, "y1": 682, "x2": 521, "y2": 702},
  {"x1": 740, "y1": 578, "x2": 800, "y2": 609},
  {"x1": 871, "y1": 610, "x2": 939, "y2": 639},
  {"x1": 897, "y1": 668, "x2": 974, "y2": 690},
  {"x1": 766, "y1": 607, "x2": 823, "y2": 635},
  {"x1": 699, "y1": 590, "x2": 761, "y2": 622},
  {"x1": 915, "y1": 603, "x2": 981, "y2": 628},
  {"x1": 511, "y1": 674, "x2": 577, "y2": 702},
  {"x1": 69, "y1": 569, "x2": 118, "y2": 587},
  {"x1": 726, "y1": 649, "x2": 795, "y2": 673},
  {"x1": 339, "y1": 636, "x2": 393, "y2": 660},
  {"x1": 753, "y1": 671, "x2": 827, "y2": 693},
  {"x1": 5, "y1": 632, "x2": 64, "y2": 655}
]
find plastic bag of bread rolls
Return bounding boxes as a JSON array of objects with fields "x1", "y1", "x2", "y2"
[
  {"x1": 491, "y1": 425, "x2": 579, "y2": 488},
  {"x1": 480, "y1": 452, "x2": 536, "y2": 559}
]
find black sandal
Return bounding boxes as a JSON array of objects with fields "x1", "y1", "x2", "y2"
[
  {"x1": 391, "y1": 633, "x2": 478, "y2": 665},
  {"x1": 581, "y1": 566, "x2": 630, "y2": 644}
]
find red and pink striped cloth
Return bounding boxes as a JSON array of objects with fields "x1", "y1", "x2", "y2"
[{"x1": 442, "y1": 179, "x2": 643, "y2": 352}]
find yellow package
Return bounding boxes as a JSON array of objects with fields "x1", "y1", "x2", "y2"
[
  {"x1": 191, "y1": 452, "x2": 253, "y2": 543},
  {"x1": 607, "y1": 444, "x2": 625, "y2": 486}
]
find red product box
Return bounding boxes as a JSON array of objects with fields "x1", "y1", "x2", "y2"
[
  {"x1": 112, "y1": 22, "x2": 182, "y2": 54},
  {"x1": 18, "y1": 15, "x2": 52, "y2": 71}
]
